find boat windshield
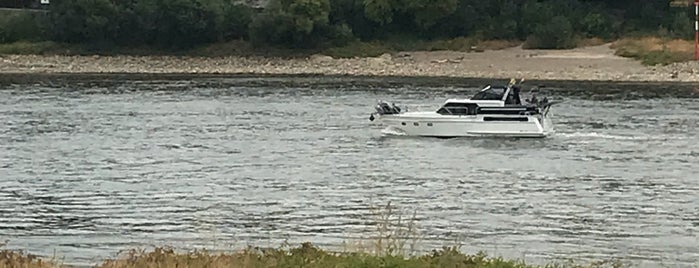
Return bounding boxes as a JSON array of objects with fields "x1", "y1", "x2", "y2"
[{"x1": 471, "y1": 86, "x2": 507, "y2": 100}]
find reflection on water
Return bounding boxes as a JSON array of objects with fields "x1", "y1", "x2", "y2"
[{"x1": 0, "y1": 78, "x2": 697, "y2": 267}]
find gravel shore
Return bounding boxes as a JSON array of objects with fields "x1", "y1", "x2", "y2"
[{"x1": 1, "y1": 44, "x2": 698, "y2": 82}]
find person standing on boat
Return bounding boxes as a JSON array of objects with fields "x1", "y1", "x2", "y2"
[
  {"x1": 528, "y1": 93, "x2": 538, "y2": 105},
  {"x1": 512, "y1": 86, "x2": 522, "y2": 105}
]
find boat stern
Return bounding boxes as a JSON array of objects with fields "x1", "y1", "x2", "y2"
[{"x1": 369, "y1": 100, "x2": 402, "y2": 121}]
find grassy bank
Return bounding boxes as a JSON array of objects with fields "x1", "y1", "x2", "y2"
[
  {"x1": 1, "y1": 36, "x2": 695, "y2": 67},
  {"x1": 0, "y1": 36, "x2": 612, "y2": 59},
  {"x1": 321, "y1": 38, "x2": 522, "y2": 58},
  {"x1": 610, "y1": 37, "x2": 695, "y2": 65},
  {"x1": 0, "y1": 37, "x2": 522, "y2": 58},
  {"x1": 0, "y1": 203, "x2": 634, "y2": 268}
]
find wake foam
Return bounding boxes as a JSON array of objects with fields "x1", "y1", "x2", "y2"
[
  {"x1": 380, "y1": 127, "x2": 407, "y2": 136},
  {"x1": 557, "y1": 132, "x2": 651, "y2": 140}
]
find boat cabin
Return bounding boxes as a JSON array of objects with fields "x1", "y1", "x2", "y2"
[
  {"x1": 436, "y1": 85, "x2": 538, "y2": 116},
  {"x1": 471, "y1": 85, "x2": 523, "y2": 104}
]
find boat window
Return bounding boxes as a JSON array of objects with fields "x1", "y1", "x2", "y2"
[
  {"x1": 427, "y1": 123, "x2": 433, "y2": 126},
  {"x1": 471, "y1": 86, "x2": 506, "y2": 100},
  {"x1": 444, "y1": 102, "x2": 468, "y2": 107},
  {"x1": 401, "y1": 122, "x2": 406, "y2": 126},
  {"x1": 437, "y1": 102, "x2": 478, "y2": 115},
  {"x1": 413, "y1": 122, "x2": 419, "y2": 126},
  {"x1": 483, "y1": 117, "x2": 529, "y2": 122}
]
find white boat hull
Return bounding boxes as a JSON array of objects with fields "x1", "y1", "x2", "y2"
[{"x1": 375, "y1": 112, "x2": 554, "y2": 138}]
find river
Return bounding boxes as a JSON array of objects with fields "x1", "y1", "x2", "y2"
[{"x1": 0, "y1": 75, "x2": 697, "y2": 267}]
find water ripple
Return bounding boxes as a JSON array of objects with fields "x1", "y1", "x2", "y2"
[{"x1": 0, "y1": 80, "x2": 697, "y2": 267}]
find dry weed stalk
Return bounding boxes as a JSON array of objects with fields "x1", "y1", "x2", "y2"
[{"x1": 343, "y1": 201, "x2": 423, "y2": 257}]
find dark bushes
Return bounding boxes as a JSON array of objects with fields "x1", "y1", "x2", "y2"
[
  {"x1": 44, "y1": 0, "x2": 253, "y2": 49},
  {"x1": 0, "y1": 10, "x2": 48, "y2": 43},
  {"x1": 524, "y1": 16, "x2": 577, "y2": 49},
  {"x1": 0, "y1": 0, "x2": 694, "y2": 51}
]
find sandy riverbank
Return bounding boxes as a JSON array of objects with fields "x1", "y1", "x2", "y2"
[{"x1": 1, "y1": 43, "x2": 698, "y2": 82}]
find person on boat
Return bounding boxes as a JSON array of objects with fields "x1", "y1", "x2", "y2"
[
  {"x1": 505, "y1": 92, "x2": 514, "y2": 104},
  {"x1": 504, "y1": 86, "x2": 522, "y2": 105},
  {"x1": 527, "y1": 94, "x2": 538, "y2": 105},
  {"x1": 512, "y1": 86, "x2": 522, "y2": 105},
  {"x1": 391, "y1": 103, "x2": 401, "y2": 113}
]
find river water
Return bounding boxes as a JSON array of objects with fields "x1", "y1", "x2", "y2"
[{"x1": 0, "y1": 76, "x2": 697, "y2": 267}]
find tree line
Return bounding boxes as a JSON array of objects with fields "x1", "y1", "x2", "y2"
[{"x1": 0, "y1": 0, "x2": 695, "y2": 50}]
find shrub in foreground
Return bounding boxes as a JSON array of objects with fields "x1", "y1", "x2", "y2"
[
  {"x1": 0, "y1": 202, "x2": 630, "y2": 268},
  {"x1": 94, "y1": 243, "x2": 621, "y2": 268},
  {"x1": 0, "y1": 249, "x2": 57, "y2": 268},
  {"x1": 611, "y1": 37, "x2": 694, "y2": 65},
  {"x1": 0, "y1": 243, "x2": 630, "y2": 268}
]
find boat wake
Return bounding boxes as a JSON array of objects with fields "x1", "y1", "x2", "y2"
[
  {"x1": 558, "y1": 132, "x2": 652, "y2": 140},
  {"x1": 380, "y1": 127, "x2": 407, "y2": 136}
]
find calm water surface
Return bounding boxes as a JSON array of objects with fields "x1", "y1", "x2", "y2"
[{"x1": 0, "y1": 77, "x2": 697, "y2": 267}]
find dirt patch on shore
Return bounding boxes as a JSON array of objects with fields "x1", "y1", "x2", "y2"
[{"x1": 1, "y1": 43, "x2": 698, "y2": 82}]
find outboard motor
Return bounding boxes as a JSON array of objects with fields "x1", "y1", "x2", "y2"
[
  {"x1": 374, "y1": 101, "x2": 402, "y2": 115},
  {"x1": 370, "y1": 101, "x2": 402, "y2": 121}
]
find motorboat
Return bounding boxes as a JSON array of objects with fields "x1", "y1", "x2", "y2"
[{"x1": 368, "y1": 79, "x2": 558, "y2": 138}]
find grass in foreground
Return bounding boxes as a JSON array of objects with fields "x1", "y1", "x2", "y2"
[
  {"x1": 610, "y1": 37, "x2": 694, "y2": 66},
  {"x1": 0, "y1": 250, "x2": 58, "y2": 268},
  {"x1": 98, "y1": 244, "x2": 531, "y2": 268},
  {"x1": 1, "y1": 243, "x2": 628, "y2": 268},
  {"x1": 0, "y1": 203, "x2": 630, "y2": 268}
]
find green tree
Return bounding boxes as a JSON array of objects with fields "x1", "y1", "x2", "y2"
[
  {"x1": 0, "y1": 11, "x2": 47, "y2": 43},
  {"x1": 198, "y1": 0, "x2": 255, "y2": 40},
  {"x1": 249, "y1": 12, "x2": 295, "y2": 46},
  {"x1": 7, "y1": 0, "x2": 684, "y2": 52},
  {"x1": 249, "y1": 0, "x2": 335, "y2": 48},
  {"x1": 525, "y1": 15, "x2": 576, "y2": 49},
  {"x1": 133, "y1": 0, "x2": 218, "y2": 48},
  {"x1": 668, "y1": 9, "x2": 693, "y2": 39},
  {"x1": 405, "y1": 0, "x2": 458, "y2": 29},
  {"x1": 329, "y1": 0, "x2": 377, "y2": 39},
  {"x1": 362, "y1": 0, "x2": 396, "y2": 25},
  {"x1": 579, "y1": 12, "x2": 613, "y2": 39},
  {"x1": 427, "y1": 0, "x2": 489, "y2": 38},
  {"x1": 288, "y1": 0, "x2": 331, "y2": 34},
  {"x1": 48, "y1": 0, "x2": 119, "y2": 43},
  {"x1": 518, "y1": 0, "x2": 553, "y2": 38},
  {"x1": 220, "y1": 3, "x2": 254, "y2": 40},
  {"x1": 482, "y1": 0, "x2": 519, "y2": 40}
]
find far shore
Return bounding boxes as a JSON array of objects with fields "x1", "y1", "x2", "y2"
[{"x1": 1, "y1": 43, "x2": 699, "y2": 83}]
